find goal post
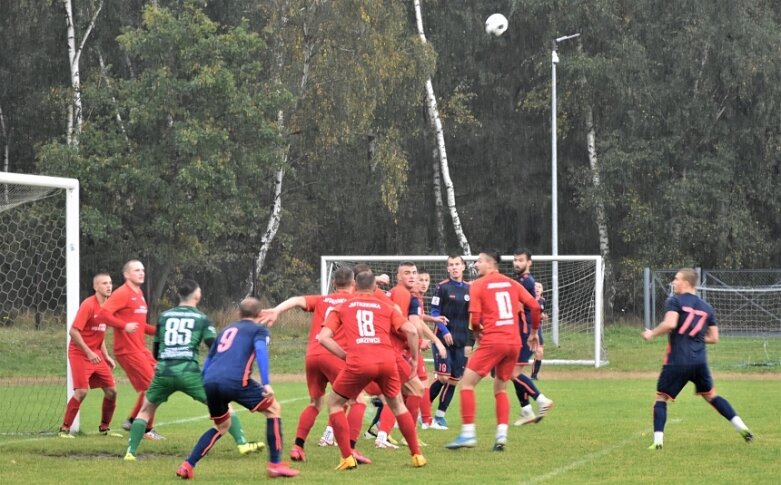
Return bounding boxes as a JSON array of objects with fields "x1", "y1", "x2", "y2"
[
  {"x1": 321, "y1": 254, "x2": 606, "y2": 367},
  {"x1": 0, "y1": 172, "x2": 79, "y2": 434}
]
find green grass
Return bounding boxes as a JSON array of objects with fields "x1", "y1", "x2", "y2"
[
  {"x1": 1, "y1": 320, "x2": 779, "y2": 483},
  {"x1": 0, "y1": 379, "x2": 778, "y2": 484}
]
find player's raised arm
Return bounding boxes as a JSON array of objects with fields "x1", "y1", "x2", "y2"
[{"x1": 259, "y1": 296, "x2": 308, "y2": 326}]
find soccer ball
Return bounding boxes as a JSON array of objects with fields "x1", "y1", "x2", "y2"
[{"x1": 485, "y1": 13, "x2": 508, "y2": 37}]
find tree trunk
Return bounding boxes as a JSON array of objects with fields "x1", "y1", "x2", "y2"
[
  {"x1": 584, "y1": 100, "x2": 614, "y2": 312},
  {"x1": 413, "y1": 0, "x2": 471, "y2": 255},
  {"x1": 96, "y1": 48, "x2": 129, "y2": 144},
  {"x1": 150, "y1": 258, "x2": 173, "y2": 315},
  {"x1": 431, "y1": 147, "x2": 446, "y2": 253},
  {"x1": 63, "y1": 0, "x2": 103, "y2": 148}
]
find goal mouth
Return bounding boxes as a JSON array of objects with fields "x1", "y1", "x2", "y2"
[
  {"x1": 321, "y1": 255, "x2": 606, "y2": 367},
  {"x1": 1, "y1": 172, "x2": 79, "y2": 435}
]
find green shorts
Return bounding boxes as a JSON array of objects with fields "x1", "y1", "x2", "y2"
[{"x1": 145, "y1": 372, "x2": 206, "y2": 406}]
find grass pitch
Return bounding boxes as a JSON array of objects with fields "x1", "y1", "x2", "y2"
[{"x1": 1, "y1": 376, "x2": 778, "y2": 484}]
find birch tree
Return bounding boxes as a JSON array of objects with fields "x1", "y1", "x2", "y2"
[
  {"x1": 413, "y1": 0, "x2": 471, "y2": 255},
  {"x1": 63, "y1": 0, "x2": 103, "y2": 148}
]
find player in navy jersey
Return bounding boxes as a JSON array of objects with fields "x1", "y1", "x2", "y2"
[
  {"x1": 175, "y1": 298, "x2": 299, "y2": 479},
  {"x1": 427, "y1": 254, "x2": 471, "y2": 429},
  {"x1": 642, "y1": 268, "x2": 753, "y2": 449},
  {"x1": 510, "y1": 249, "x2": 553, "y2": 426}
]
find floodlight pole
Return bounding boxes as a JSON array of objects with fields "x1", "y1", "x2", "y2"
[{"x1": 551, "y1": 33, "x2": 579, "y2": 347}]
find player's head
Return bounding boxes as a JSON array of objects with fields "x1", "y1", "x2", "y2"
[
  {"x1": 417, "y1": 271, "x2": 431, "y2": 294},
  {"x1": 353, "y1": 263, "x2": 372, "y2": 280},
  {"x1": 396, "y1": 261, "x2": 418, "y2": 290},
  {"x1": 333, "y1": 266, "x2": 354, "y2": 290},
  {"x1": 122, "y1": 259, "x2": 145, "y2": 286},
  {"x1": 446, "y1": 254, "x2": 466, "y2": 281},
  {"x1": 92, "y1": 272, "x2": 112, "y2": 298},
  {"x1": 355, "y1": 268, "x2": 376, "y2": 292},
  {"x1": 535, "y1": 281, "x2": 544, "y2": 298},
  {"x1": 177, "y1": 279, "x2": 201, "y2": 304},
  {"x1": 673, "y1": 268, "x2": 698, "y2": 294},
  {"x1": 239, "y1": 297, "x2": 263, "y2": 319},
  {"x1": 513, "y1": 248, "x2": 532, "y2": 275},
  {"x1": 475, "y1": 250, "x2": 501, "y2": 276}
]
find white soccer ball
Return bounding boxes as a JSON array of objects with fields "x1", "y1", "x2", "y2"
[{"x1": 485, "y1": 13, "x2": 508, "y2": 37}]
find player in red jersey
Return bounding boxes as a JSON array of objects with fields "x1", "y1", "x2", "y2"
[
  {"x1": 445, "y1": 250, "x2": 541, "y2": 452},
  {"x1": 96, "y1": 260, "x2": 162, "y2": 440},
  {"x1": 319, "y1": 268, "x2": 427, "y2": 470},
  {"x1": 59, "y1": 273, "x2": 121, "y2": 438},
  {"x1": 375, "y1": 262, "x2": 446, "y2": 449},
  {"x1": 259, "y1": 266, "x2": 371, "y2": 464}
]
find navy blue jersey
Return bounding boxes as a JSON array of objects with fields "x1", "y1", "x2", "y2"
[
  {"x1": 203, "y1": 320, "x2": 271, "y2": 386},
  {"x1": 515, "y1": 272, "x2": 537, "y2": 333},
  {"x1": 431, "y1": 279, "x2": 470, "y2": 347},
  {"x1": 663, "y1": 293, "x2": 716, "y2": 365}
]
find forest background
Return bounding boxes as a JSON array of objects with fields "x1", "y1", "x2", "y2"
[{"x1": 1, "y1": 0, "x2": 779, "y2": 319}]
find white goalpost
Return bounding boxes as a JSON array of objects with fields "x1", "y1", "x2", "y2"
[
  {"x1": 321, "y1": 255, "x2": 606, "y2": 367},
  {"x1": 0, "y1": 172, "x2": 79, "y2": 434}
]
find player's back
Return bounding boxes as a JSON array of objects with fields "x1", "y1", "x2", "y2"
[
  {"x1": 203, "y1": 320, "x2": 269, "y2": 386},
  {"x1": 333, "y1": 293, "x2": 401, "y2": 363},
  {"x1": 155, "y1": 305, "x2": 216, "y2": 376},
  {"x1": 664, "y1": 293, "x2": 716, "y2": 366},
  {"x1": 470, "y1": 272, "x2": 523, "y2": 345}
]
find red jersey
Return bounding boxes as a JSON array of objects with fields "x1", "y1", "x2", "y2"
[
  {"x1": 303, "y1": 289, "x2": 351, "y2": 355},
  {"x1": 389, "y1": 284, "x2": 415, "y2": 352},
  {"x1": 98, "y1": 283, "x2": 151, "y2": 356},
  {"x1": 68, "y1": 295, "x2": 108, "y2": 353},
  {"x1": 469, "y1": 271, "x2": 540, "y2": 347},
  {"x1": 324, "y1": 292, "x2": 406, "y2": 365}
]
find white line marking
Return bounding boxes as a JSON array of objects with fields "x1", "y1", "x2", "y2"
[{"x1": 521, "y1": 418, "x2": 682, "y2": 485}]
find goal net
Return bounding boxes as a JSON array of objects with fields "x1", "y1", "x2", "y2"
[
  {"x1": 321, "y1": 255, "x2": 606, "y2": 367},
  {"x1": 0, "y1": 172, "x2": 79, "y2": 435},
  {"x1": 699, "y1": 270, "x2": 781, "y2": 369}
]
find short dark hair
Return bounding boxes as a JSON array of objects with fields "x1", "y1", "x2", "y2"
[
  {"x1": 355, "y1": 269, "x2": 375, "y2": 290},
  {"x1": 333, "y1": 266, "x2": 354, "y2": 288},
  {"x1": 482, "y1": 249, "x2": 502, "y2": 266},
  {"x1": 239, "y1": 297, "x2": 263, "y2": 318},
  {"x1": 447, "y1": 254, "x2": 466, "y2": 266},
  {"x1": 353, "y1": 263, "x2": 371, "y2": 275},
  {"x1": 513, "y1": 248, "x2": 532, "y2": 259},
  {"x1": 177, "y1": 279, "x2": 200, "y2": 301},
  {"x1": 678, "y1": 268, "x2": 698, "y2": 287},
  {"x1": 398, "y1": 261, "x2": 416, "y2": 271}
]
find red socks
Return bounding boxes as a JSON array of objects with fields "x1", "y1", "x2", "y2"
[
  {"x1": 460, "y1": 388, "x2": 476, "y2": 425},
  {"x1": 296, "y1": 405, "x2": 319, "y2": 442},
  {"x1": 495, "y1": 390, "x2": 510, "y2": 425}
]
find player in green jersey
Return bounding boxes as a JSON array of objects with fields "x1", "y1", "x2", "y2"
[{"x1": 124, "y1": 280, "x2": 263, "y2": 460}]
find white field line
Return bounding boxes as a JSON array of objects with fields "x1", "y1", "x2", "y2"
[
  {"x1": 0, "y1": 396, "x2": 310, "y2": 448},
  {"x1": 521, "y1": 418, "x2": 682, "y2": 485}
]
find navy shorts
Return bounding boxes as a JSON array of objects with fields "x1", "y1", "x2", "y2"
[
  {"x1": 203, "y1": 379, "x2": 272, "y2": 422},
  {"x1": 432, "y1": 345, "x2": 467, "y2": 380},
  {"x1": 656, "y1": 363, "x2": 714, "y2": 399}
]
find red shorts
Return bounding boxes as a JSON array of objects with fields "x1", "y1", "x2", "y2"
[
  {"x1": 363, "y1": 381, "x2": 382, "y2": 396},
  {"x1": 69, "y1": 351, "x2": 115, "y2": 389},
  {"x1": 466, "y1": 341, "x2": 520, "y2": 380},
  {"x1": 333, "y1": 359, "x2": 401, "y2": 401},
  {"x1": 116, "y1": 350, "x2": 156, "y2": 392},
  {"x1": 305, "y1": 351, "x2": 345, "y2": 399}
]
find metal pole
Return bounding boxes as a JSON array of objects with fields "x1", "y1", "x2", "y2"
[
  {"x1": 551, "y1": 44, "x2": 560, "y2": 346},
  {"x1": 550, "y1": 33, "x2": 580, "y2": 348}
]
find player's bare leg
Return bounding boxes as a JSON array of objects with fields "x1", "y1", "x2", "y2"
[
  {"x1": 445, "y1": 368, "x2": 481, "y2": 449},
  {"x1": 385, "y1": 394, "x2": 426, "y2": 467}
]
